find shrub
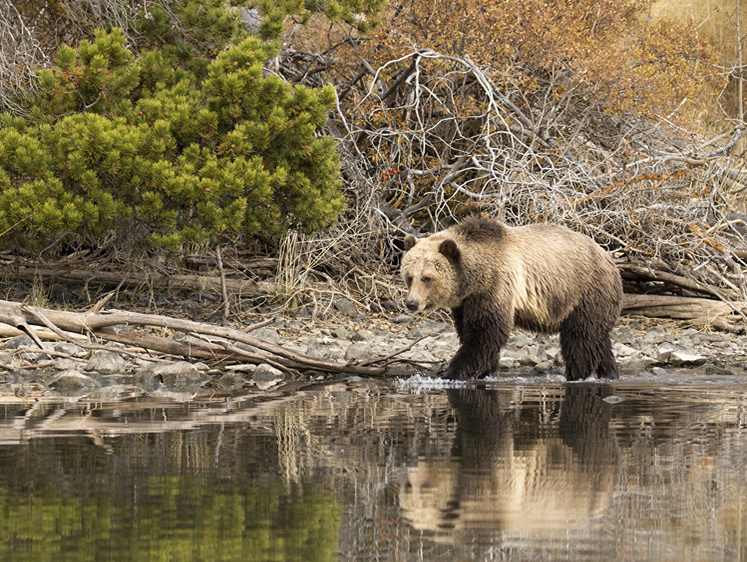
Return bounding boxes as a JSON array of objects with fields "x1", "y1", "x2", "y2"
[{"x1": 0, "y1": 29, "x2": 344, "y2": 252}]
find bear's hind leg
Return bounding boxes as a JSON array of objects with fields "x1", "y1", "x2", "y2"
[
  {"x1": 595, "y1": 337, "x2": 619, "y2": 380},
  {"x1": 559, "y1": 329, "x2": 595, "y2": 381},
  {"x1": 560, "y1": 310, "x2": 618, "y2": 381}
]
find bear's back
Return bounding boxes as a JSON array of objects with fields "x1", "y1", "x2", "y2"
[
  {"x1": 449, "y1": 220, "x2": 620, "y2": 331},
  {"x1": 511, "y1": 223, "x2": 621, "y2": 329}
]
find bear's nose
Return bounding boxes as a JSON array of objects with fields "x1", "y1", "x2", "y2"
[{"x1": 405, "y1": 299, "x2": 419, "y2": 312}]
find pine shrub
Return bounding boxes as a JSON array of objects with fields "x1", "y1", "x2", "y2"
[{"x1": 0, "y1": 29, "x2": 344, "y2": 252}]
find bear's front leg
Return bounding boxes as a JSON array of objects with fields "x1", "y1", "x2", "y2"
[{"x1": 445, "y1": 304, "x2": 510, "y2": 380}]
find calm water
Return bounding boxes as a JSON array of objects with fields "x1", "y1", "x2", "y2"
[{"x1": 0, "y1": 371, "x2": 745, "y2": 561}]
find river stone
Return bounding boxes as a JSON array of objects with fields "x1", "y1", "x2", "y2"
[
  {"x1": 251, "y1": 327, "x2": 281, "y2": 345},
  {"x1": 54, "y1": 342, "x2": 86, "y2": 356},
  {"x1": 669, "y1": 350, "x2": 707, "y2": 366},
  {"x1": 612, "y1": 327, "x2": 636, "y2": 345},
  {"x1": 2, "y1": 335, "x2": 33, "y2": 349},
  {"x1": 622, "y1": 355, "x2": 657, "y2": 370},
  {"x1": 350, "y1": 329, "x2": 374, "y2": 342},
  {"x1": 643, "y1": 328, "x2": 668, "y2": 343},
  {"x1": 407, "y1": 326, "x2": 424, "y2": 339},
  {"x1": 419, "y1": 321, "x2": 452, "y2": 335},
  {"x1": 85, "y1": 350, "x2": 130, "y2": 374},
  {"x1": 654, "y1": 342, "x2": 676, "y2": 362},
  {"x1": 136, "y1": 361, "x2": 205, "y2": 389},
  {"x1": 345, "y1": 342, "x2": 379, "y2": 362},
  {"x1": 217, "y1": 372, "x2": 247, "y2": 389},
  {"x1": 304, "y1": 337, "x2": 345, "y2": 361},
  {"x1": 302, "y1": 336, "x2": 324, "y2": 356},
  {"x1": 511, "y1": 333, "x2": 532, "y2": 348},
  {"x1": 518, "y1": 353, "x2": 541, "y2": 367},
  {"x1": 705, "y1": 365, "x2": 736, "y2": 376},
  {"x1": 54, "y1": 358, "x2": 80, "y2": 371},
  {"x1": 380, "y1": 300, "x2": 399, "y2": 312},
  {"x1": 253, "y1": 363, "x2": 285, "y2": 390},
  {"x1": 332, "y1": 326, "x2": 349, "y2": 339},
  {"x1": 497, "y1": 349, "x2": 523, "y2": 369},
  {"x1": 693, "y1": 333, "x2": 727, "y2": 344},
  {"x1": 433, "y1": 332, "x2": 459, "y2": 347},
  {"x1": 47, "y1": 370, "x2": 101, "y2": 396},
  {"x1": 614, "y1": 343, "x2": 640, "y2": 357},
  {"x1": 333, "y1": 297, "x2": 358, "y2": 317},
  {"x1": 532, "y1": 360, "x2": 556, "y2": 373},
  {"x1": 18, "y1": 342, "x2": 55, "y2": 363}
]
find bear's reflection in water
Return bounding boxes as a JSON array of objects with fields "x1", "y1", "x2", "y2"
[{"x1": 400, "y1": 385, "x2": 620, "y2": 543}]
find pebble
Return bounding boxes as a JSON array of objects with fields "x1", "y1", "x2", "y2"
[
  {"x1": 351, "y1": 329, "x2": 373, "y2": 341},
  {"x1": 2, "y1": 335, "x2": 33, "y2": 349},
  {"x1": 85, "y1": 350, "x2": 130, "y2": 374},
  {"x1": 47, "y1": 370, "x2": 101, "y2": 396},
  {"x1": 407, "y1": 326, "x2": 424, "y2": 339},
  {"x1": 135, "y1": 361, "x2": 206, "y2": 390},
  {"x1": 345, "y1": 342, "x2": 380, "y2": 362},
  {"x1": 669, "y1": 350, "x2": 707, "y2": 367},
  {"x1": 253, "y1": 363, "x2": 285, "y2": 390},
  {"x1": 333, "y1": 297, "x2": 359, "y2": 317},
  {"x1": 332, "y1": 327, "x2": 349, "y2": 339},
  {"x1": 251, "y1": 327, "x2": 281, "y2": 344}
]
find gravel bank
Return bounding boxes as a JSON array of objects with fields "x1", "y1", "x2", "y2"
[{"x1": 0, "y1": 307, "x2": 744, "y2": 398}]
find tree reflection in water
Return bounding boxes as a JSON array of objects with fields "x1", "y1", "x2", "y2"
[{"x1": 0, "y1": 379, "x2": 742, "y2": 560}]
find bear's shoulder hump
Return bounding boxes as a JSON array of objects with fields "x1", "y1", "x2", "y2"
[{"x1": 453, "y1": 216, "x2": 507, "y2": 243}]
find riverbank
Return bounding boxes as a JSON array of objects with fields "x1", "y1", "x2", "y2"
[{"x1": 0, "y1": 299, "x2": 744, "y2": 398}]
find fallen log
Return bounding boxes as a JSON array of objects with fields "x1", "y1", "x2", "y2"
[
  {"x1": 618, "y1": 262, "x2": 727, "y2": 299},
  {"x1": 0, "y1": 300, "x2": 409, "y2": 377},
  {"x1": 622, "y1": 293, "x2": 746, "y2": 332},
  {"x1": 2, "y1": 265, "x2": 257, "y2": 295}
]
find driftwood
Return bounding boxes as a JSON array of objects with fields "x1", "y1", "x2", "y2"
[
  {"x1": 622, "y1": 294, "x2": 746, "y2": 332},
  {"x1": 618, "y1": 259, "x2": 747, "y2": 331},
  {"x1": 618, "y1": 262, "x2": 726, "y2": 299},
  {"x1": 0, "y1": 300, "x2": 412, "y2": 377}
]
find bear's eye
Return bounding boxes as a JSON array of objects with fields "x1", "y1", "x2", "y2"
[
  {"x1": 405, "y1": 275, "x2": 413, "y2": 287},
  {"x1": 421, "y1": 276, "x2": 432, "y2": 285}
]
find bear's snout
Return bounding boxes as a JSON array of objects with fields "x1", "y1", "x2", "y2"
[{"x1": 405, "y1": 299, "x2": 420, "y2": 312}]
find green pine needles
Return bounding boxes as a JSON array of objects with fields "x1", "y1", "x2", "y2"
[{"x1": 0, "y1": 29, "x2": 345, "y2": 252}]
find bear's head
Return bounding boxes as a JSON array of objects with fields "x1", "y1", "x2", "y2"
[{"x1": 401, "y1": 234, "x2": 461, "y2": 312}]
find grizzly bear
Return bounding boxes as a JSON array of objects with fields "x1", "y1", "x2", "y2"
[{"x1": 401, "y1": 216, "x2": 622, "y2": 381}]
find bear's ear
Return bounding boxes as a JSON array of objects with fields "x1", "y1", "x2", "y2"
[
  {"x1": 438, "y1": 239, "x2": 460, "y2": 261},
  {"x1": 404, "y1": 234, "x2": 418, "y2": 250}
]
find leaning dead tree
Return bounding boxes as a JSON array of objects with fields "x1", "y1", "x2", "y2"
[{"x1": 311, "y1": 48, "x2": 747, "y2": 315}]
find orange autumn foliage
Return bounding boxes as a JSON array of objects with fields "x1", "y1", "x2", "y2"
[{"x1": 366, "y1": 0, "x2": 722, "y2": 122}]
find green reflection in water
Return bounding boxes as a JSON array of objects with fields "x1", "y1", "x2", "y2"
[{"x1": 0, "y1": 476, "x2": 342, "y2": 561}]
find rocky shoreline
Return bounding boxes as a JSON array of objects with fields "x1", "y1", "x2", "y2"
[{"x1": 0, "y1": 305, "x2": 745, "y2": 398}]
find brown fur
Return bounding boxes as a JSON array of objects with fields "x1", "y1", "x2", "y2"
[{"x1": 401, "y1": 217, "x2": 622, "y2": 381}]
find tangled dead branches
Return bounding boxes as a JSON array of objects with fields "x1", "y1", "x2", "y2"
[{"x1": 293, "y1": 47, "x2": 747, "y2": 304}]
